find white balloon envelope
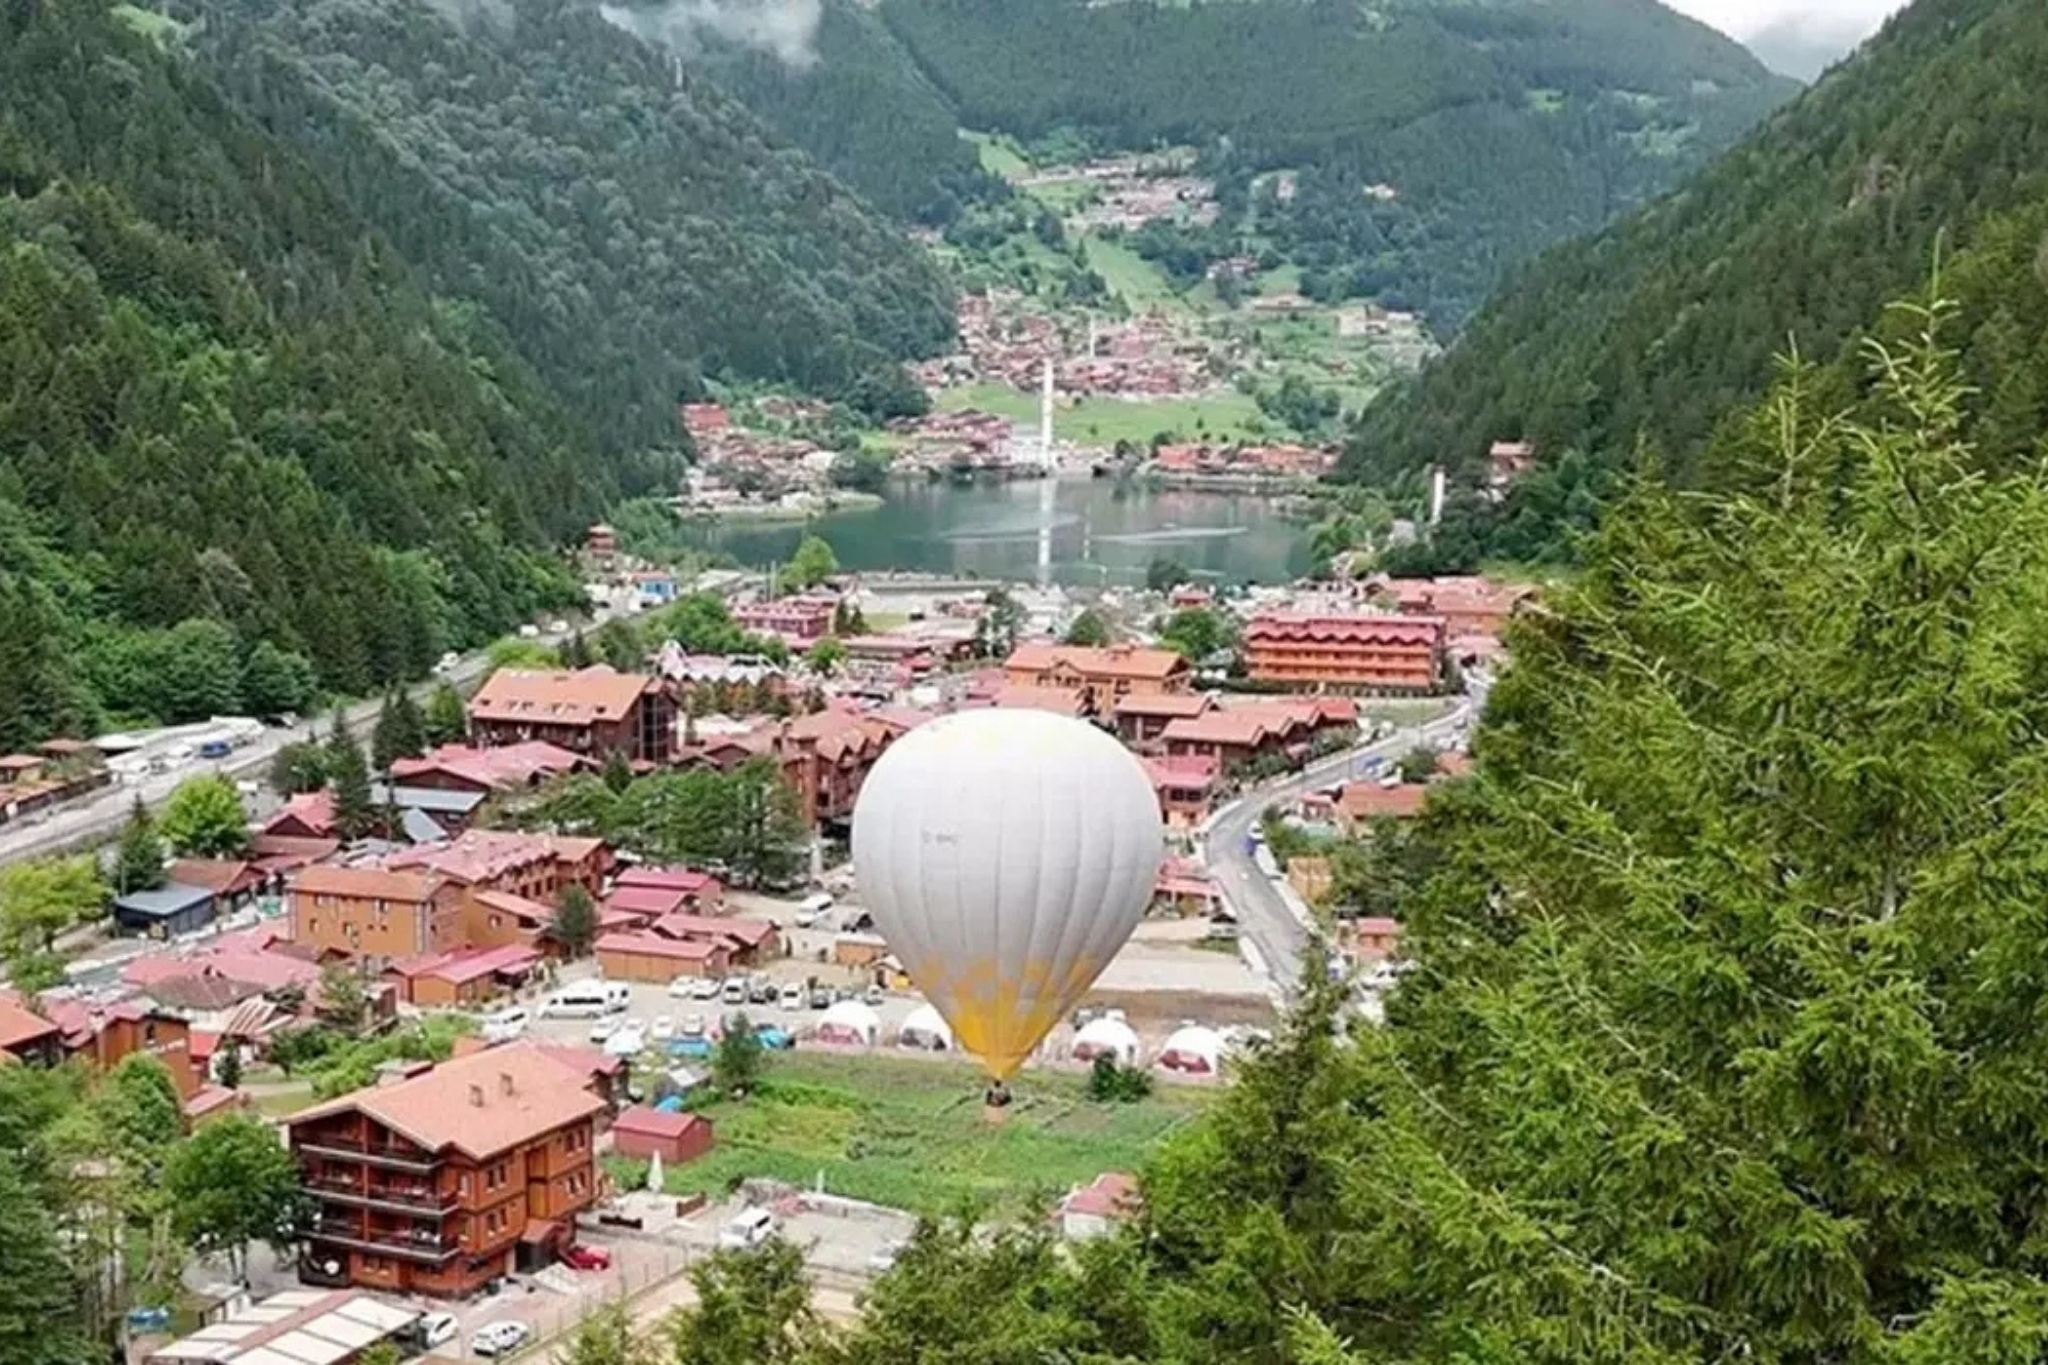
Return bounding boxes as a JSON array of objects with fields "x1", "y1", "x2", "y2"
[{"x1": 852, "y1": 708, "x2": 1164, "y2": 1081}]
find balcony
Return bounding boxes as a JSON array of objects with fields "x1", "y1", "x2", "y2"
[
  {"x1": 304, "y1": 1178, "x2": 457, "y2": 1217},
  {"x1": 302, "y1": 1220, "x2": 460, "y2": 1264},
  {"x1": 295, "y1": 1138, "x2": 438, "y2": 1173}
]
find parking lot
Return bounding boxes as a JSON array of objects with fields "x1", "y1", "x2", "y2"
[{"x1": 508, "y1": 887, "x2": 1272, "y2": 1072}]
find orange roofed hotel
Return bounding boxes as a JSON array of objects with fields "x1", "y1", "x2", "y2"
[
  {"x1": 290, "y1": 1045, "x2": 603, "y2": 1298},
  {"x1": 1002, "y1": 644, "x2": 1190, "y2": 717},
  {"x1": 1243, "y1": 612, "x2": 1445, "y2": 694},
  {"x1": 466, "y1": 666, "x2": 673, "y2": 766}
]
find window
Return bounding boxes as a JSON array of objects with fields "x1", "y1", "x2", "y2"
[
  {"x1": 308, "y1": 917, "x2": 318, "y2": 935},
  {"x1": 458, "y1": 1174, "x2": 471, "y2": 1196},
  {"x1": 143, "y1": 1022, "x2": 157, "y2": 1044}
]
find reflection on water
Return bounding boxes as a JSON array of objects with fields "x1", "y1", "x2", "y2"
[{"x1": 681, "y1": 478, "x2": 1314, "y2": 587}]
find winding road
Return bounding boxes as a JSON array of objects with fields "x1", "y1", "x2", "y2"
[{"x1": 1199, "y1": 676, "x2": 1488, "y2": 1001}]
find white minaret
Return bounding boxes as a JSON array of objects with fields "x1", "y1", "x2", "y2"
[
  {"x1": 1038, "y1": 357, "x2": 1056, "y2": 472},
  {"x1": 1428, "y1": 465, "x2": 1447, "y2": 527}
]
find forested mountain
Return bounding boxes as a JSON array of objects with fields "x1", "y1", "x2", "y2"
[
  {"x1": 0, "y1": 0, "x2": 591, "y2": 745},
  {"x1": 691, "y1": 1, "x2": 999, "y2": 223},
  {"x1": 1346, "y1": 0, "x2": 2048, "y2": 562},
  {"x1": 689, "y1": 0, "x2": 1796, "y2": 324},
  {"x1": 185, "y1": 0, "x2": 957, "y2": 451}
]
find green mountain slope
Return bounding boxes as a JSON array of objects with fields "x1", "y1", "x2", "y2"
[
  {"x1": 1344, "y1": 0, "x2": 2048, "y2": 554},
  {"x1": 691, "y1": 2, "x2": 999, "y2": 223},
  {"x1": 0, "y1": 0, "x2": 590, "y2": 744},
  {"x1": 189, "y1": 0, "x2": 957, "y2": 451},
  {"x1": 698, "y1": 0, "x2": 1796, "y2": 324}
]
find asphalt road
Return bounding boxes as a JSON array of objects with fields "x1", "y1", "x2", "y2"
[
  {"x1": 1199, "y1": 684, "x2": 1485, "y2": 1002},
  {"x1": 0, "y1": 618, "x2": 600, "y2": 866}
]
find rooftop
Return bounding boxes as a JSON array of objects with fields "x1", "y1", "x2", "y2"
[
  {"x1": 288, "y1": 1043, "x2": 603, "y2": 1159},
  {"x1": 1244, "y1": 612, "x2": 1446, "y2": 644},
  {"x1": 468, "y1": 666, "x2": 654, "y2": 726},
  {"x1": 113, "y1": 882, "x2": 218, "y2": 918},
  {"x1": 1338, "y1": 782, "x2": 1430, "y2": 821},
  {"x1": 389, "y1": 741, "x2": 590, "y2": 791},
  {"x1": 142, "y1": 1288, "x2": 417, "y2": 1365},
  {"x1": 0, "y1": 993, "x2": 59, "y2": 1051},
  {"x1": 290, "y1": 864, "x2": 446, "y2": 904},
  {"x1": 594, "y1": 931, "x2": 719, "y2": 961},
  {"x1": 1113, "y1": 692, "x2": 1213, "y2": 720},
  {"x1": 991, "y1": 684, "x2": 1088, "y2": 717},
  {"x1": 387, "y1": 829, "x2": 557, "y2": 885},
  {"x1": 1006, "y1": 643, "x2": 1188, "y2": 682},
  {"x1": 612, "y1": 1104, "x2": 712, "y2": 1139}
]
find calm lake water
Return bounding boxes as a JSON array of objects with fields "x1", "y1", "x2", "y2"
[{"x1": 685, "y1": 478, "x2": 1315, "y2": 588}]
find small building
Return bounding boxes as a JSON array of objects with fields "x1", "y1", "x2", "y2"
[
  {"x1": 1003, "y1": 643, "x2": 1191, "y2": 716},
  {"x1": 140, "y1": 1288, "x2": 420, "y2": 1365},
  {"x1": 1059, "y1": 1172, "x2": 1140, "y2": 1242},
  {"x1": 733, "y1": 595, "x2": 837, "y2": 645},
  {"x1": 1336, "y1": 782, "x2": 1429, "y2": 830},
  {"x1": 113, "y1": 883, "x2": 219, "y2": 939},
  {"x1": 612, "y1": 866, "x2": 724, "y2": 912},
  {"x1": 0, "y1": 992, "x2": 62, "y2": 1066},
  {"x1": 609, "y1": 1106, "x2": 715, "y2": 1165},
  {"x1": 1348, "y1": 916, "x2": 1402, "y2": 960},
  {"x1": 1113, "y1": 691, "x2": 1214, "y2": 747},
  {"x1": 594, "y1": 932, "x2": 729, "y2": 982},
  {"x1": 385, "y1": 944, "x2": 544, "y2": 1008},
  {"x1": 167, "y1": 860, "x2": 268, "y2": 912},
  {"x1": 647, "y1": 912, "x2": 779, "y2": 966},
  {"x1": 831, "y1": 932, "x2": 890, "y2": 969}
]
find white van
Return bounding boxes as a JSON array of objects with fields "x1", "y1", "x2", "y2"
[
  {"x1": 718, "y1": 1207, "x2": 777, "y2": 1250},
  {"x1": 604, "y1": 982, "x2": 632, "y2": 1012},
  {"x1": 794, "y1": 892, "x2": 834, "y2": 928},
  {"x1": 720, "y1": 976, "x2": 748, "y2": 1005},
  {"x1": 479, "y1": 1007, "x2": 529, "y2": 1042},
  {"x1": 543, "y1": 984, "x2": 613, "y2": 1019}
]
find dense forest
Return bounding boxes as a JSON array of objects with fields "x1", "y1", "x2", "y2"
[
  {"x1": 0, "y1": 0, "x2": 590, "y2": 746},
  {"x1": 1346, "y1": 0, "x2": 2048, "y2": 563},
  {"x1": 185, "y1": 0, "x2": 957, "y2": 452},
  {"x1": 689, "y1": 1, "x2": 1001, "y2": 223},
  {"x1": 682, "y1": 0, "x2": 1795, "y2": 325}
]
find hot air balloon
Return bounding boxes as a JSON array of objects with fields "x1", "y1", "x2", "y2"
[{"x1": 852, "y1": 708, "x2": 1163, "y2": 1095}]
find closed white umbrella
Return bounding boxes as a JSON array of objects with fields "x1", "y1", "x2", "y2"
[{"x1": 854, "y1": 709, "x2": 1163, "y2": 1082}]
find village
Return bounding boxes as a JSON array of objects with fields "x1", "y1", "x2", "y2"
[{"x1": 0, "y1": 510, "x2": 1534, "y2": 1363}]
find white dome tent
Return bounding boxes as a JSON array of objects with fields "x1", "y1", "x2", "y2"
[
  {"x1": 1156, "y1": 1024, "x2": 1225, "y2": 1076},
  {"x1": 815, "y1": 999, "x2": 881, "y2": 1046},
  {"x1": 897, "y1": 1003, "x2": 954, "y2": 1052},
  {"x1": 1070, "y1": 1015, "x2": 1141, "y2": 1067}
]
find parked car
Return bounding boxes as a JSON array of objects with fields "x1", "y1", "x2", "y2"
[
  {"x1": 561, "y1": 1243, "x2": 613, "y2": 1271},
  {"x1": 866, "y1": 1240, "x2": 909, "y2": 1274},
  {"x1": 480, "y1": 1007, "x2": 530, "y2": 1043},
  {"x1": 778, "y1": 983, "x2": 805, "y2": 1010},
  {"x1": 604, "y1": 1024, "x2": 645, "y2": 1057},
  {"x1": 863, "y1": 984, "x2": 885, "y2": 1007},
  {"x1": 793, "y1": 892, "x2": 834, "y2": 928},
  {"x1": 651, "y1": 1015, "x2": 675, "y2": 1041},
  {"x1": 666, "y1": 977, "x2": 699, "y2": 1000},
  {"x1": 753, "y1": 1023, "x2": 794, "y2": 1050},
  {"x1": 690, "y1": 975, "x2": 722, "y2": 1000},
  {"x1": 720, "y1": 977, "x2": 748, "y2": 1005},
  {"x1": 810, "y1": 986, "x2": 833, "y2": 1009},
  {"x1": 747, "y1": 977, "x2": 776, "y2": 1005},
  {"x1": 470, "y1": 1321, "x2": 532, "y2": 1357},
  {"x1": 416, "y1": 1313, "x2": 459, "y2": 1351},
  {"x1": 718, "y1": 1208, "x2": 777, "y2": 1250},
  {"x1": 588, "y1": 1016, "x2": 621, "y2": 1042}
]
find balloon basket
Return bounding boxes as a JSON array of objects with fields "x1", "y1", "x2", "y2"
[{"x1": 982, "y1": 1081, "x2": 1012, "y2": 1124}]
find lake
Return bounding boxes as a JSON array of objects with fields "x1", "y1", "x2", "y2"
[{"x1": 684, "y1": 478, "x2": 1315, "y2": 587}]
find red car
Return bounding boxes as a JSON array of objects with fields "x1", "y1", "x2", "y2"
[{"x1": 561, "y1": 1243, "x2": 612, "y2": 1271}]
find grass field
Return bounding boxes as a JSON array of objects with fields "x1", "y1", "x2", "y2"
[
  {"x1": 936, "y1": 382, "x2": 1271, "y2": 446},
  {"x1": 963, "y1": 131, "x2": 1032, "y2": 181},
  {"x1": 657, "y1": 1052, "x2": 1210, "y2": 1216},
  {"x1": 1082, "y1": 236, "x2": 1198, "y2": 316}
]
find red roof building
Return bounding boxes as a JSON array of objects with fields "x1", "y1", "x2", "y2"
[
  {"x1": 593, "y1": 932, "x2": 730, "y2": 982},
  {"x1": 1243, "y1": 612, "x2": 1444, "y2": 694},
  {"x1": 1004, "y1": 644, "x2": 1190, "y2": 716},
  {"x1": 610, "y1": 1106, "x2": 716, "y2": 1165},
  {"x1": 466, "y1": 667, "x2": 673, "y2": 765},
  {"x1": 389, "y1": 742, "x2": 591, "y2": 794},
  {"x1": 1336, "y1": 782, "x2": 1430, "y2": 826}
]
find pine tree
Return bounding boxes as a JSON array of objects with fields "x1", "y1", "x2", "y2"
[
  {"x1": 551, "y1": 885, "x2": 597, "y2": 957},
  {"x1": 114, "y1": 796, "x2": 166, "y2": 894},
  {"x1": 327, "y1": 727, "x2": 373, "y2": 841},
  {"x1": 423, "y1": 681, "x2": 467, "y2": 746}
]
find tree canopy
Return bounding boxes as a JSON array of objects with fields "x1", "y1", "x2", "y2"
[{"x1": 158, "y1": 776, "x2": 250, "y2": 859}]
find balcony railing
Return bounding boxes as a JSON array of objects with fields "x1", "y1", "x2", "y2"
[
  {"x1": 295, "y1": 1139, "x2": 438, "y2": 1173},
  {"x1": 304, "y1": 1178, "x2": 457, "y2": 1217},
  {"x1": 302, "y1": 1221, "x2": 460, "y2": 1264}
]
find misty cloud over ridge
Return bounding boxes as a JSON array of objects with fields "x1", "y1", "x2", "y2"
[{"x1": 598, "y1": 0, "x2": 823, "y2": 68}]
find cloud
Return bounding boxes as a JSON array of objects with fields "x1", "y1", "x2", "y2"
[
  {"x1": 1660, "y1": 0, "x2": 1908, "y2": 42},
  {"x1": 598, "y1": 0, "x2": 823, "y2": 68}
]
